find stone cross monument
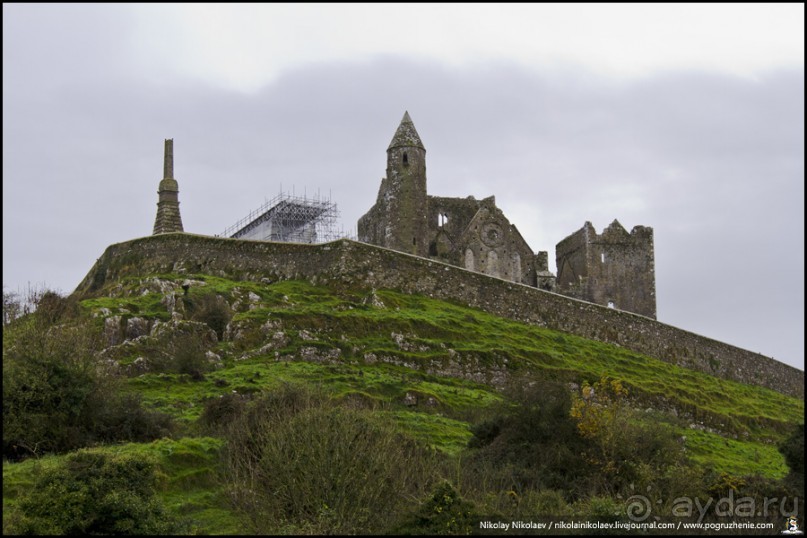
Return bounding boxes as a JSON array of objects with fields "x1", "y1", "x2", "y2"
[{"x1": 152, "y1": 139, "x2": 184, "y2": 234}]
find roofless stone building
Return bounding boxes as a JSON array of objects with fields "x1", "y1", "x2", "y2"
[
  {"x1": 358, "y1": 112, "x2": 656, "y2": 318},
  {"x1": 150, "y1": 115, "x2": 656, "y2": 319}
]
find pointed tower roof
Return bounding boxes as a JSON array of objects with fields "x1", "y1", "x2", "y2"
[{"x1": 388, "y1": 111, "x2": 425, "y2": 151}]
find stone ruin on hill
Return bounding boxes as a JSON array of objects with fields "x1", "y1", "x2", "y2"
[
  {"x1": 358, "y1": 112, "x2": 656, "y2": 319},
  {"x1": 151, "y1": 114, "x2": 656, "y2": 319}
]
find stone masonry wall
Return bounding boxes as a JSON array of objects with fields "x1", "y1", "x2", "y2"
[
  {"x1": 75, "y1": 233, "x2": 803, "y2": 399},
  {"x1": 556, "y1": 221, "x2": 656, "y2": 319}
]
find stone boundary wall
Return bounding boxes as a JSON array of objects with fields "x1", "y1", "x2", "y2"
[{"x1": 75, "y1": 233, "x2": 804, "y2": 399}]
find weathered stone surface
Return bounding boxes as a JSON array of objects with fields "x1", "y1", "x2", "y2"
[
  {"x1": 206, "y1": 350, "x2": 223, "y2": 369},
  {"x1": 150, "y1": 319, "x2": 218, "y2": 347},
  {"x1": 153, "y1": 139, "x2": 184, "y2": 235},
  {"x1": 75, "y1": 234, "x2": 803, "y2": 398},
  {"x1": 403, "y1": 392, "x2": 418, "y2": 406},
  {"x1": 104, "y1": 315, "x2": 123, "y2": 346},
  {"x1": 359, "y1": 112, "x2": 430, "y2": 257},
  {"x1": 126, "y1": 316, "x2": 150, "y2": 340},
  {"x1": 556, "y1": 220, "x2": 656, "y2": 319},
  {"x1": 358, "y1": 114, "x2": 555, "y2": 291},
  {"x1": 98, "y1": 318, "x2": 218, "y2": 376},
  {"x1": 358, "y1": 114, "x2": 661, "y2": 319}
]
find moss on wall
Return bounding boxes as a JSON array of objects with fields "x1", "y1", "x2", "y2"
[{"x1": 74, "y1": 233, "x2": 803, "y2": 399}]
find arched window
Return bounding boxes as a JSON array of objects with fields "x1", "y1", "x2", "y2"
[
  {"x1": 486, "y1": 251, "x2": 500, "y2": 278},
  {"x1": 402, "y1": 152, "x2": 409, "y2": 166},
  {"x1": 512, "y1": 253, "x2": 521, "y2": 282},
  {"x1": 465, "y1": 249, "x2": 475, "y2": 271}
]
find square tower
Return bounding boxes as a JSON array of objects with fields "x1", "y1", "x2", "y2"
[{"x1": 555, "y1": 220, "x2": 656, "y2": 319}]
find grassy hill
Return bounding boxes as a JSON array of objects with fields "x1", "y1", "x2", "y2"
[{"x1": 3, "y1": 273, "x2": 803, "y2": 534}]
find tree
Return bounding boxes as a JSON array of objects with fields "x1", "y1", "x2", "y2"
[
  {"x1": 3, "y1": 288, "x2": 22, "y2": 326},
  {"x1": 2, "y1": 282, "x2": 54, "y2": 326}
]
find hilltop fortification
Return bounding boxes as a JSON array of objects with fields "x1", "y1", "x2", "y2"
[
  {"x1": 80, "y1": 117, "x2": 802, "y2": 400},
  {"x1": 76, "y1": 233, "x2": 803, "y2": 399}
]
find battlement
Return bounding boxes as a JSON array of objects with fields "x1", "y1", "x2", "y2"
[{"x1": 75, "y1": 233, "x2": 802, "y2": 399}]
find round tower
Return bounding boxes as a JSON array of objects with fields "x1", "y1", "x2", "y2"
[{"x1": 382, "y1": 111, "x2": 428, "y2": 255}]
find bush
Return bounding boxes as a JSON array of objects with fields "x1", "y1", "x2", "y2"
[
  {"x1": 3, "y1": 318, "x2": 174, "y2": 460},
  {"x1": 779, "y1": 423, "x2": 804, "y2": 497},
  {"x1": 463, "y1": 379, "x2": 593, "y2": 497},
  {"x1": 392, "y1": 481, "x2": 480, "y2": 535},
  {"x1": 570, "y1": 377, "x2": 686, "y2": 494},
  {"x1": 571, "y1": 377, "x2": 684, "y2": 493},
  {"x1": 198, "y1": 392, "x2": 249, "y2": 434},
  {"x1": 467, "y1": 417, "x2": 503, "y2": 449},
  {"x1": 522, "y1": 489, "x2": 573, "y2": 517},
  {"x1": 3, "y1": 288, "x2": 22, "y2": 326},
  {"x1": 34, "y1": 290, "x2": 79, "y2": 324},
  {"x1": 95, "y1": 393, "x2": 175, "y2": 443},
  {"x1": 6, "y1": 450, "x2": 184, "y2": 535},
  {"x1": 3, "y1": 284, "x2": 68, "y2": 326},
  {"x1": 223, "y1": 386, "x2": 438, "y2": 534},
  {"x1": 148, "y1": 332, "x2": 213, "y2": 381},
  {"x1": 574, "y1": 494, "x2": 623, "y2": 522},
  {"x1": 187, "y1": 291, "x2": 231, "y2": 341},
  {"x1": 172, "y1": 336, "x2": 211, "y2": 380}
]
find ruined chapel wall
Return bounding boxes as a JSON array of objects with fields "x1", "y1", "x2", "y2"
[
  {"x1": 357, "y1": 203, "x2": 385, "y2": 247},
  {"x1": 555, "y1": 225, "x2": 590, "y2": 295},
  {"x1": 426, "y1": 196, "x2": 482, "y2": 246},
  {"x1": 76, "y1": 234, "x2": 803, "y2": 399},
  {"x1": 425, "y1": 196, "x2": 537, "y2": 285}
]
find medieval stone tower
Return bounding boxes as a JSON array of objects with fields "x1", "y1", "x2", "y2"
[
  {"x1": 555, "y1": 220, "x2": 656, "y2": 319},
  {"x1": 359, "y1": 112, "x2": 555, "y2": 290},
  {"x1": 358, "y1": 111, "x2": 429, "y2": 256},
  {"x1": 152, "y1": 139, "x2": 184, "y2": 235},
  {"x1": 360, "y1": 112, "x2": 656, "y2": 319}
]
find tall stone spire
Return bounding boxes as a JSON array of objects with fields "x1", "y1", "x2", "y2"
[{"x1": 152, "y1": 139, "x2": 184, "y2": 234}]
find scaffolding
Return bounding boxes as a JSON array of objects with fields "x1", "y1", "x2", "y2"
[{"x1": 221, "y1": 189, "x2": 341, "y2": 244}]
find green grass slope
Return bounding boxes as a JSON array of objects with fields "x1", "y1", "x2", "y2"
[
  {"x1": 91, "y1": 274, "x2": 801, "y2": 437},
  {"x1": 4, "y1": 273, "x2": 803, "y2": 534}
]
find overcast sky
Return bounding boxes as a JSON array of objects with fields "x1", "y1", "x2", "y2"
[{"x1": 3, "y1": 4, "x2": 804, "y2": 371}]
